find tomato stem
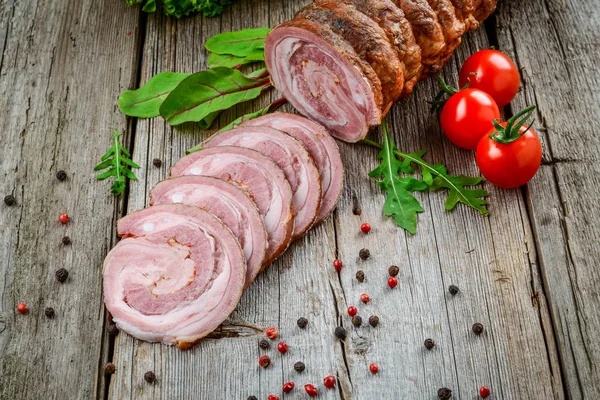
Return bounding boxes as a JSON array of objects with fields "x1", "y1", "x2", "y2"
[
  {"x1": 427, "y1": 75, "x2": 469, "y2": 112},
  {"x1": 490, "y1": 105, "x2": 537, "y2": 144}
]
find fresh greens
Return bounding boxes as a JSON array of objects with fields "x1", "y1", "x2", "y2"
[
  {"x1": 159, "y1": 67, "x2": 270, "y2": 126},
  {"x1": 125, "y1": 0, "x2": 156, "y2": 12},
  {"x1": 205, "y1": 28, "x2": 270, "y2": 57},
  {"x1": 207, "y1": 50, "x2": 265, "y2": 69},
  {"x1": 95, "y1": 130, "x2": 140, "y2": 196},
  {"x1": 118, "y1": 72, "x2": 189, "y2": 118},
  {"x1": 125, "y1": 0, "x2": 233, "y2": 18}
]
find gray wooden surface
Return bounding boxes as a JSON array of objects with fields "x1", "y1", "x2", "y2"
[{"x1": 0, "y1": 0, "x2": 598, "y2": 399}]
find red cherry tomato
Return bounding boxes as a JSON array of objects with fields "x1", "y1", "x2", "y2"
[
  {"x1": 440, "y1": 89, "x2": 500, "y2": 150},
  {"x1": 459, "y1": 49, "x2": 520, "y2": 107},
  {"x1": 476, "y1": 107, "x2": 542, "y2": 189}
]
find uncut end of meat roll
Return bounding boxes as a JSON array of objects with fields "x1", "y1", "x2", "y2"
[{"x1": 103, "y1": 204, "x2": 245, "y2": 349}]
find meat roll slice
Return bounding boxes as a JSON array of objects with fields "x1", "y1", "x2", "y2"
[
  {"x1": 450, "y1": 0, "x2": 480, "y2": 30},
  {"x1": 170, "y1": 146, "x2": 294, "y2": 266},
  {"x1": 426, "y1": 0, "x2": 466, "y2": 62},
  {"x1": 473, "y1": 0, "x2": 497, "y2": 25},
  {"x1": 103, "y1": 204, "x2": 245, "y2": 349},
  {"x1": 202, "y1": 126, "x2": 321, "y2": 238},
  {"x1": 242, "y1": 113, "x2": 344, "y2": 223},
  {"x1": 265, "y1": 18, "x2": 382, "y2": 142},
  {"x1": 150, "y1": 176, "x2": 267, "y2": 287},
  {"x1": 297, "y1": 1, "x2": 405, "y2": 112}
]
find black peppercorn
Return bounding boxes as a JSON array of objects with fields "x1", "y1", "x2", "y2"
[
  {"x1": 259, "y1": 339, "x2": 270, "y2": 350},
  {"x1": 55, "y1": 268, "x2": 69, "y2": 283},
  {"x1": 438, "y1": 387, "x2": 452, "y2": 399},
  {"x1": 152, "y1": 158, "x2": 162, "y2": 168},
  {"x1": 334, "y1": 326, "x2": 346, "y2": 340},
  {"x1": 424, "y1": 338, "x2": 435, "y2": 350},
  {"x1": 352, "y1": 315, "x2": 362, "y2": 327},
  {"x1": 4, "y1": 195, "x2": 15, "y2": 206},
  {"x1": 56, "y1": 170, "x2": 67, "y2": 181},
  {"x1": 297, "y1": 317, "x2": 308, "y2": 329},
  {"x1": 356, "y1": 270, "x2": 365, "y2": 283},
  {"x1": 104, "y1": 362, "x2": 116, "y2": 374},
  {"x1": 448, "y1": 285, "x2": 459, "y2": 295},
  {"x1": 294, "y1": 361, "x2": 305, "y2": 373},
  {"x1": 62, "y1": 236, "x2": 72, "y2": 245},
  {"x1": 108, "y1": 323, "x2": 119, "y2": 337},
  {"x1": 368, "y1": 315, "x2": 379, "y2": 327},
  {"x1": 388, "y1": 265, "x2": 400, "y2": 277},
  {"x1": 144, "y1": 371, "x2": 156, "y2": 383},
  {"x1": 45, "y1": 307, "x2": 55, "y2": 318},
  {"x1": 472, "y1": 323, "x2": 484, "y2": 335},
  {"x1": 352, "y1": 206, "x2": 361, "y2": 216},
  {"x1": 247, "y1": 397, "x2": 257, "y2": 400},
  {"x1": 359, "y1": 248, "x2": 370, "y2": 260}
]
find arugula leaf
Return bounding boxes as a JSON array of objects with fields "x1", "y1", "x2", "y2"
[
  {"x1": 118, "y1": 72, "x2": 189, "y2": 118},
  {"x1": 159, "y1": 67, "x2": 270, "y2": 126},
  {"x1": 125, "y1": 0, "x2": 156, "y2": 12},
  {"x1": 205, "y1": 28, "x2": 270, "y2": 57},
  {"x1": 95, "y1": 130, "x2": 140, "y2": 196},
  {"x1": 207, "y1": 50, "x2": 265, "y2": 69},
  {"x1": 368, "y1": 121, "x2": 428, "y2": 234}
]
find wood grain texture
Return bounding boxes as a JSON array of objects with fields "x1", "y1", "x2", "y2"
[{"x1": 0, "y1": 0, "x2": 140, "y2": 399}]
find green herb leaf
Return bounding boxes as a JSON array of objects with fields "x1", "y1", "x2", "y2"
[
  {"x1": 125, "y1": 0, "x2": 157, "y2": 12},
  {"x1": 95, "y1": 130, "x2": 140, "y2": 196},
  {"x1": 118, "y1": 72, "x2": 189, "y2": 118},
  {"x1": 205, "y1": 28, "x2": 270, "y2": 57},
  {"x1": 207, "y1": 50, "x2": 265, "y2": 69},
  {"x1": 368, "y1": 121, "x2": 428, "y2": 234},
  {"x1": 159, "y1": 67, "x2": 270, "y2": 126}
]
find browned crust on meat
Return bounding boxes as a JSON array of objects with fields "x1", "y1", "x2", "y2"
[
  {"x1": 473, "y1": 0, "x2": 497, "y2": 24},
  {"x1": 278, "y1": 18, "x2": 384, "y2": 114},
  {"x1": 450, "y1": 0, "x2": 480, "y2": 30},
  {"x1": 427, "y1": 0, "x2": 466, "y2": 61},
  {"x1": 297, "y1": 1, "x2": 405, "y2": 111}
]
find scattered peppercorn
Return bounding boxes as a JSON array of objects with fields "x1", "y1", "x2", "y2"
[
  {"x1": 334, "y1": 326, "x2": 346, "y2": 340},
  {"x1": 266, "y1": 327, "x2": 279, "y2": 340},
  {"x1": 479, "y1": 386, "x2": 490, "y2": 398},
  {"x1": 247, "y1": 397, "x2": 257, "y2": 400},
  {"x1": 259, "y1": 355, "x2": 271, "y2": 368},
  {"x1": 360, "y1": 223, "x2": 371, "y2": 233},
  {"x1": 61, "y1": 236, "x2": 71, "y2": 245},
  {"x1": 472, "y1": 323, "x2": 484, "y2": 335},
  {"x1": 304, "y1": 384, "x2": 318, "y2": 397},
  {"x1": 56, "y1": 170, "x2": 67, "y2": 181},
  {"x1": 297, "y1": 317, "x2": 309, "y2": 329},
  {"x1": 277, "y1": 342, "x2": 289, "y2": 354},
  {"x1": 143, "y1": 371, "x2": 156, "y2": 383},
  {"x1": 4, "y1": 195, "x2": 15, "y2": 206},
  {"x1": 267, "y1": 396, "x2": 279, "y2": 400},
  {"x1": 448, "y1": 285, "x2": 460, "y2": 295},
  {"x1": 352, "y1": 315, "x2": 362, "y2": 327},
  {"x1": 17, "y1": 303, "x2": 28, "y2": 314},
  {"x1": 104, "y1": 362, "x2": 116, "y2": 374},
  {"x1": 282, "y1": 382, "x2": 295, "y2": 393},
  {"x1": 55, "y1": 268, "x2": 69, "y2": 283},
  {"x1": 388, "y1": 276, "x2": 398, "y2": 289},
  {"x1": 360, "y1": 293, "x2": 371, "y2": 303},
  {"x1": 333, "y1": 259, "x2": 343, "y2": 271},
  {"x1": 259, "y1": 339, "x2": 270, "y2": 350},
  {"x1": 388, "y1": 265, "x2": 400, "y2": 277},
  {"x1": 152, "y1": 158, "x2": 162, "y2": 168},
  {"x1": 368, "y1": 315, "x2": 379, "y2": 327},
  {"x1": 438, "y1": 387, "x2": 452, "y2": 399},
  {"x1": 352, "y1": 206, "x2": 362, "y2": 216},
  {"x1": 294, "y1": 361, "x2": 305, "y2": 373},
  {"x1": 108, "y1": 323, "x2": 119, "y2": 337},
  {"x1": 356, "y1": 270, "x2": 365, "y2": 282},
  {"x1": 347, "y1": 306, "x2": 358, "y2": 317},
  {"x1": 323, "y1": 375, "x2": 336, "y2": 389},
  {"x1": 359, "y1": 248, "x2": 370, "y2": 260},
  {"x1": 45, "y1": 307, "x2": 55, "y2": 318},
  {"x1": 424, "y1": 338, "x2": 435, "y2": 350},
  {"x1": 58, "y1": 213, "x2": 69, "y2": 224},
  {"x1": 369, "y1": 363, "x2": 379, "y2": 374},
  {"x1": 126, "y1": 31, "x2": 132, "y2": 36}
]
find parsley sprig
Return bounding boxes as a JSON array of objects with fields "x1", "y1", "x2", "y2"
[{"x1": 94, "y1": 130, "x2": 140, "y2": 196}]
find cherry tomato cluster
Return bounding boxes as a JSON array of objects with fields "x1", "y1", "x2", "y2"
[{"x1": 436, "y1": 49, "x2": 542, "y2": 189}]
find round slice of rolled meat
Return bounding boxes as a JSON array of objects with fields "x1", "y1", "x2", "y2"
[
  {"x1": 242, "y1": 113, "x2": 343, "y2": 224},
  {"x1": 170, "y1": 146, "x2": 294, "y2": 266},
  {"x1": 150, "y1": 176, "x2": 267, "y2": 287},
  {"x1": 202, "y1": 126, "x2": 321, "y2": 238},
  {"x1": 103, "y1": 204, "x2": 245, "y2": 349}
]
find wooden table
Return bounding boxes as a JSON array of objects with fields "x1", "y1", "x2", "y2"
[{"x1": 1, "y1": 0, "x2": 598, "y2": 398}]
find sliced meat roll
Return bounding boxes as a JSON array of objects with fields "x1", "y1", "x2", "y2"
[
  {"x1": 103, "y1": 204, "x2": 245, "y2": 349},
  {"x1": 202, "y1": 126, "x2": 321, "y2": 238},
  {"x1": 426, "y1": 0, "x2": 466, "y2": 62},
  {"x1": 450, "y1": 0, "x2": 480, "y2": 30},
  {"x1": 150, "y1": 176, "x2": 267, "y2": 287},
  {"x1": 242, "y1": 113, "x2": 343, "y2": 224},
  {"x1": 170, "y1": 146, "x2": 294, "y2": 266},
  {"x1": 265, "y1": 18, "x2": 382, "y2": 142}
]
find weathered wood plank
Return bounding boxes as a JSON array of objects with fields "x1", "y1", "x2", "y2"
[
  {"x1": 0, "y1": 0, "x2": 140, "y2": 398},
  {"x1": 497, "y1": 0, "x2": 600, "y2": 397}
]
